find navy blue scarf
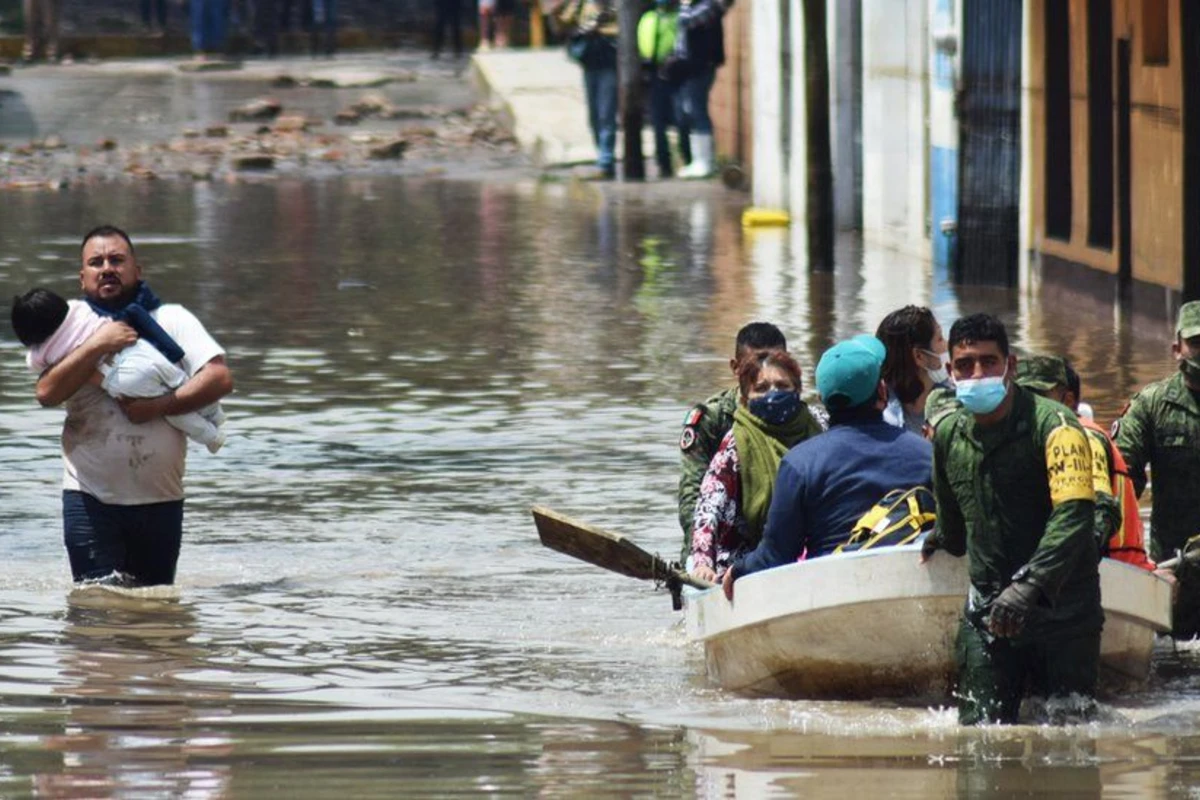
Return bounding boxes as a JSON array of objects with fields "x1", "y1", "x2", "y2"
[{"x1": 86, "y1": 281, "x2": 185, "y2": 364}]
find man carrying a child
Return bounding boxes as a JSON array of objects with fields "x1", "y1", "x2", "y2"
[{"x1": 32, "y1": 225, "x2": 234, "y2": 588}]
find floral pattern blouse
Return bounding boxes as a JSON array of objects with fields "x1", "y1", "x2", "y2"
[{"x1": 690, "y1": 430, "x2": 748, "y2": 573}]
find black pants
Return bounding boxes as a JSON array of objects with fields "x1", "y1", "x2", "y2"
[
  {"x1": 433, "y1": 0, "x2": 463, "y2": 57},
  {"x1": 63, "y1": 490, "x2": 184, "y2": 587},
  {"x1": 280, "y1": 0, "x2": 313, "y2": 31},
  {"x1": 255, "y1": 0, "x2": 281, "y2": 55},
  {"x1": 141, "y1": 0, "x2": 167, "y2": 27}
]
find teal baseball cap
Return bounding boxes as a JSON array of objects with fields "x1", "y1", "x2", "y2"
[{"x1": 816, "y1": 334, "x2": 886, "y2": 410}]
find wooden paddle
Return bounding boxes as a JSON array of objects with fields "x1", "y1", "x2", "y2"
[{"x1": 531, "y1": 505, "x2": 715, "y2": 592}]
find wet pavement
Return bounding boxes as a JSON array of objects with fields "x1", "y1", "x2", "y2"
[{"x1": 0, "y1": 52, "x2": 520, "y2": 187}]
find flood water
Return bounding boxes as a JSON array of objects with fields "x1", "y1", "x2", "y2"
[{"x1": 2, "y1": 176, "x2": 1200, "y2": 797}]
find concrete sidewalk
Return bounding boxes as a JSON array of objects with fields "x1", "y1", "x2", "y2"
[{"x1": 471, "y1": 48, "x2": 597, "y2": 169}]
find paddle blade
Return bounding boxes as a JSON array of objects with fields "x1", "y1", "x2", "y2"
[{"x1": 532, "y1": 505, "x2": 666, "y2": 582}]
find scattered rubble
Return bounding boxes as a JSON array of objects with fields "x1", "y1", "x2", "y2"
[
  {"x1": 1, "y1": 93, "x2": 518, "y2": 191},
  {"x1": 232, "y1": 155, "x2": 276, "y2": 171},
  {"x1": 368, "y1": 139, "x2": 408, "y2": 160},
  {"x1": 178, "y1": 59, "x2": 242, "y2": 73},
  {"x1": 229, "y1": 98, "x2": 283, "y2": 122}
]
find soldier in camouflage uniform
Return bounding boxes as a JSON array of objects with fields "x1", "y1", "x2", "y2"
[
  {"x1": 1113, "y1": 300, "x2": 1200, "y2": 635},
  {"x1": 677, "y1": 323, "x2": 786, "y2": 560},
  {"x1": 922, "y1": 315, "x2": 1100, "y2": 725}
]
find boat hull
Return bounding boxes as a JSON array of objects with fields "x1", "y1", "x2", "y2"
[{"x1": 685, "y1": 547, "x2": 1172, "y2": 699}]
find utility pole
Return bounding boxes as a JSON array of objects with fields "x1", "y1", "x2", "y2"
[
  {"x1": 617, "y1": 0, "x2": 646, "y2": 180},
  {"x1": 530, "y1": 0, "x2": 546, "y2": 46},
  {"x1": 804, "y1": 0, "x2": 834, "y2": 270}
]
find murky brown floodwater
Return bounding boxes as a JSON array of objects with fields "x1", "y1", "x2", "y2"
[{"x1": 2, "y1": 175, "x2": 1200, "y2": 797}]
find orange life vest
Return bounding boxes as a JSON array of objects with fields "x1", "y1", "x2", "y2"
[{"x1": 1080, "y1": 417, "x2": 1156, "y2": 571}]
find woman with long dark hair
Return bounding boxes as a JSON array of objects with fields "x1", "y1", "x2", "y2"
[{"x1": 875, "y1": 306, "x2": 949, "y2": 435}]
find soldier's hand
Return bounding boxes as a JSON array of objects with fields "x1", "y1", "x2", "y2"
[
  {"x1": 692, "y1": 565, "x2": 717, "y2": 584},
  {"x1": 987, "y1": 581, "x2": 1043, "y2": 638}
]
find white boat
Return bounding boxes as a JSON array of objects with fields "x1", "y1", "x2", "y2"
[{"x1": 684, "y1": 546, "x2": 1173, "y2": 699}]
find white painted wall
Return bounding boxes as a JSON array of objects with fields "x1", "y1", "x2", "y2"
[
  {"x1": 751, "y1": 0, "x2": 788, "y2": 209},
  {"x1": 787, "y1": 0, "x2": 808, "y2": 225},
  {"x1": 861, "y1": 0, "x2": 929, "y2": 256}
]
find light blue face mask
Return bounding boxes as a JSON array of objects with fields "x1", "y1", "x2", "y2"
[{"x1": 955, "y1": 365, "x2": 1009, "y2": 414}]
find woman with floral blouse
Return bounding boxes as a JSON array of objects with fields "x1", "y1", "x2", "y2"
[{"x1": 689, "y1": 349, "x2": 824, "y2": 582}]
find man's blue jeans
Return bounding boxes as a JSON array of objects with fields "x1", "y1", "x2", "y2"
[
  {"x1": 191, "y1": 0, "x2": 229, "y2": 52},
  {"x1": 583, "y1": 65, "x2": 618, "y2": 171},
  {"x1": 312, "y1": 0, "x2": 336, "y2": 36},
  {"x1": 678, "y1": 65, "x2": 716, "y2": 134},
  {"x1": 63, "y1": 490, "x2": 184, "y2": 587}
]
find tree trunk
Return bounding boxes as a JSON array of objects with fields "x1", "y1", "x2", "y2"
[
  {"x1": 804, "y1": 0, "x2": 834, "y2": 270},
  {"x1": 618, "y1": 0, "x2": 645, "y2": 180}
]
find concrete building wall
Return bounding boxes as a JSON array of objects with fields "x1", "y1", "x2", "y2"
[
  {"x1": 710, "y1": 0, "x2": 754, "y2": 176},
  {"x1": 861, "y1": 0, "x2": 929, "y2": 256},
  {"x1": 1030, "y1": 0, "x2": 1184, "y2": 292},
  {"x1": 829, "y1": 0, "x2": 862, "y2": 229}
]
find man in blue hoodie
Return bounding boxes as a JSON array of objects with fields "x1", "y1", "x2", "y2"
[{"x1": 722, "y1": 334, "x2": 933, "y2": 599}]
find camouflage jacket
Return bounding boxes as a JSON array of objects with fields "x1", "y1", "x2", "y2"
[
  {"x1": 1113, "y1": 370, "x2": 1200, "y2": 560},
  {"x1": 677, "y1": 386, "x2": 740, "y2": 558},
  {"x1": 928, "y1": 387, "x2": 1100, "y2": 636}
]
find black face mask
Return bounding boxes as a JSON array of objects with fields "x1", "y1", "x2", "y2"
[{"x1": 749, "y1": 390, "x2": 801, "y2": 426}]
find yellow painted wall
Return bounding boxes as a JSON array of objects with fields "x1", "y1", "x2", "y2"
[
  {"x1": 1116, "y1": 0, "x2": 1183, "y2": 289},
  {"x1": 1030, "y1": 0, "x2": 1184, "y2": 289}
]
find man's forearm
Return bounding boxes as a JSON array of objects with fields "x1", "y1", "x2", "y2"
[
  {"x1": 166, "y1": 359, "x2": 233, "y2": 415},
  {"x1": 36, "y1": 341, "x2": 104, "y2": 407}
]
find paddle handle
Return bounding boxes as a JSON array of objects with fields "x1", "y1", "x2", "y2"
[
  {"x1": 1153, "y1": 546, "x2": 1200, "y2": 573},
  {"x1": 1157, "y1": 554, "x2": 1185, "y2": 572},
  {"x1": 677, "y1": 571, "x2": 716, "y2": 590}
]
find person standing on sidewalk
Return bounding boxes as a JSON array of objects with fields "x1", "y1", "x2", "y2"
[
  {"x1": 477, "y1": 0, "x2": 497, "y2": 50},
  {"x1": 551, "y1": 0, "x2": 619, "y2": 180},
  {"x1": 310, "y1": 0, "x2": 336, "y2": 57},
  {"x1": 255, "y1": 0, "x2": 282, "y2": 57},
  {"x1": 638, "y1": 0, "x2": 691, "y2": 178},
  {"x1": 673, "y1": 0, "x2": 732, "y2": 178},
  {"x1": 191, "y1": 0, "x2": 230, "y2": 57},
  {"x1": 433, "y1": 0, "x2": 464, "y2": 59},
  {"x1": 22, "y1": 0, "x2": 60, "y2": 62},
  {"x1": 141, "y1": 0, "x2": 168, "y2": 34}
]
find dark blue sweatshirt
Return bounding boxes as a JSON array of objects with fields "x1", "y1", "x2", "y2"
[{"x1": 730, "y1": 418, "x2": 933, "y2": 579}]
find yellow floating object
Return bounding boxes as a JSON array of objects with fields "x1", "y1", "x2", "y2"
[{"x1": 741, "y1": 207, "x2": 792, "y2": 227}]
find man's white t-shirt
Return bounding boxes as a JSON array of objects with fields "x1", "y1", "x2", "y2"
[{"x1": 60, "y1": 304, "x2": 225, "y2": 505}]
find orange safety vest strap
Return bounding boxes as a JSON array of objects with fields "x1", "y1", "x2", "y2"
[{"x1": 1081, "y1": 417, "x2": 1156, "y2": 571}]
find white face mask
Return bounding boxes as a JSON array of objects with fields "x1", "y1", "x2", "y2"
[{"x1": 920, "y1": 349, "x2": 950, "y2": 386}]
